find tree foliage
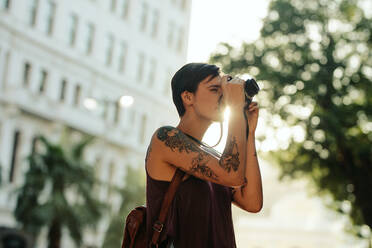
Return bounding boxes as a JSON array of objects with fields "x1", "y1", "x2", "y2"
[
  {"x1": 14, "y1": 134, "x2": 106, "y2": 248},
  {"x1": 209, "y1": 0, "x2": 371, "y2": 241}
]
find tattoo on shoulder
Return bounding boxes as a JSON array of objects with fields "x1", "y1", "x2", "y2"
[
  {"x1": 157, "y1": 126, "x2": 199, "y2": 153},
  {"x1": 219, "y1": 136, "x2": 240, "y2": 172},
  {"x1": 157, "y1": 126, "x2": 219, "y2": 181}
]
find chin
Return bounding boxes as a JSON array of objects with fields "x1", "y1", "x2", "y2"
[{"x1": 212, "y1": 112, "x2": 224, "y2": 122}]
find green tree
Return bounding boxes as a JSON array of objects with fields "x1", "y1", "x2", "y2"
[
  {"x1": 102, "y1": 166, "x2": 145, "y2": 248},
  {"x1": 14, "y1": 134, "x2": 106, "y2": 248},
  {"x1": 209, "y1": 0, "x2": 371, "y2": 243}
]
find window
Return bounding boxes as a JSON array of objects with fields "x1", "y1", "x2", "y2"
[
  {"x1": 9, "y1": 130, "x2": 20, "y2": 183},
  {"x1": 23, "y1": 62, "x2": 31, "y2": 86},
  {"x1": 60, "y1": 79, "x2": 67, "y2": 102},
  {"x1": 74, "y1": 84, "x2": 81, "y2": 106},
  {"x1": 104, "y1": 34, "x2": 114, "y2": 66},
  {"x1": 118, "y1": 41, "x2": 127, "y2": 73},
  {"x1": 177, "y1": 27, "x2": 184, "y2": 53},
  {"x1": 167, "y1": 21, "x2": 175, "y2": 48},
  {"x1": 93, "y1": 156, "x2": 102, "y2": 194},
  {"x1": 39, "y1": 69, "x2": 48, "y2": 93},
  {"x1": 28, "y1": 0, "x2": 39, "y2": 27},
  {"x1": 110, "y1": 0, "x2": 117, "y2": 12},
  {"x1": 126, "y1": 108, "x2": 135, "y2": 127},
  {"x1": 107, "y1": 162, "x2": 116, "y2": 198},
  {"x1": 83, "y1": 23, "x2": 95, "y2": 54},
  {"x1": 1, "y1": 50, "x2": 10, "y2": 89},
  {"x1": 0, "y1": 123, "x2": 2, "y2": 183},
  {"x1": 181, "y1": 0, "x2": 187, "y2": 11},
  {"x1": 102, "y1": 100, "x2": 109, "y2": 120},
  {"x1": 67, "y1": 14, "x2": 78, "y2": 46},
  {"x1": 140, "y1": 2, "x2": 148, "y2": 32},
  {"x1": 148, "y1": 58, "x2": 156, "y2": 87},
  {"x1": 114, "y1": 101, "x2": 120, "y2": 124},
  {"x1": 94, "y1": 157, "x2": 102, "y2": 180},
  {"x1": 163, "y1": 69, "x2": 172, "y2": 95},
  {"x1": 139, "y1": 113, "x2": 147, "y2": 144},
  {"x1": 120, "y1": 0, "x2": 129, "y2": 19},
  {"x1": 0, "y1": 0, "x2": 11, "y2": 10},
  {"x1": 43, "y1": 1, "x2": 56, "y2": 35},
  {"x1": 31, "y1": 135, "x2": 39, "y2": 154},
  {"x1": 151, "y1": 9, "x2": 159, "y2": 38},
  {"x1": 136, "y1": 52, "x2": 144, "y2": 81}
]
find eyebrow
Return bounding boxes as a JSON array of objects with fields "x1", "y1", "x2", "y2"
[{"x1": 208, "y1": 84, "x2": 221, "y2": 88}]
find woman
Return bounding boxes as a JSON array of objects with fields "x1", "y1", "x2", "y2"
[{"x1": 145, "y1": 63, "x2": 263, "y2": 248}]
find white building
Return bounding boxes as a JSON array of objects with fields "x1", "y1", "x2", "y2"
[{"x1": 0, "y1": 0, "x2": 191, "y2": 247}]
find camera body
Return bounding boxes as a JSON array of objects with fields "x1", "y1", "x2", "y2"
[
  {"x1": 226, "y1": 76, "x2": 260, "y2": 106},
  {"x1": 244, "y1": 78, "x2": 260, "y2": 106},
  {"x1": 224, "y1": 76, "x2": 259, "y2": 137}
]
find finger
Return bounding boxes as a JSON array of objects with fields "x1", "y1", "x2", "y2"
[
  {"x1": 229, "y1": 77, "x2": 245, "y2": 85},
  {"x1": 249, "y1": 106, "x2": 258, "y2": 112},
  {"x1": 249, "y1": 103, "x2": 257, "y2": 108},
  {"x1": 221, "y1": 75, "x2": 231, "y2": 84}
]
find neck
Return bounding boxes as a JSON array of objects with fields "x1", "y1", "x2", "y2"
[{"x1": 176, "y1": 112, "x2": 212, "y2": 141}]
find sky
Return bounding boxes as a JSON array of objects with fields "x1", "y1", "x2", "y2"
[
  {"x1": 185, "y1": 0, "x2": 271, "y2": 152},
  {"x1": 186, "y1": 0, "x2": 271, "y2": 62}
]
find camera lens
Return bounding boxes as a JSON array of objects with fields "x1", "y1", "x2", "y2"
[
  {"x1": 244, "y1": 79, "x2": 259, "y2": 106},
  {"x1": 244, "y1": 79, "x2": 259, "y2": 97}
]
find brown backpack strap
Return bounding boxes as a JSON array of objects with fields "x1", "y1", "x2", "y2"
[{"x1": 150, "y1": 168, "x2": 185, "y2": 246}]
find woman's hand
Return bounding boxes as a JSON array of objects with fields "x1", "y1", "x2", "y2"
[
  {"x1": 245, "y1": 101, "x2": 259, "y2": 134},
  {"x1": 220, "y1": 75, "x2": 246, "y2": 110}
]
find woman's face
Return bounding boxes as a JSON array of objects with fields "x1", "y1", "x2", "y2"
[{"x1": 192, "y1": 74, "x2": 225, "y2": 122}]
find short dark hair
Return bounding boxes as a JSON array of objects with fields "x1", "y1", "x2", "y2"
[{"x1": 171, "y1": 63, "x2": 220, "y2": 117}]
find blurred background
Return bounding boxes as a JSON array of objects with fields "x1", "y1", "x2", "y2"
[{"x1": 0, "y1": 0, "x2": 371, "y2": 247}]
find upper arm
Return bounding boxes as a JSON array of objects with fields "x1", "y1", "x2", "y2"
[{"x1": 151, "y1": 126, "x2": 245, "y2": 187}]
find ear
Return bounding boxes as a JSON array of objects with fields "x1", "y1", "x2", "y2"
[{"x1": 181, "y1": 91, "x2": 194, "y2": 106}]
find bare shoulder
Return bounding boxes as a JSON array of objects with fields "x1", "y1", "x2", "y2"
[
  {"x1": 145, "y1": 126, "x2": 170, "y2": 162},
  {"x1": 154, "y1": 126, "x2": 198, "y2": 153},
  {"x1": 147, "y1": 125, "x2": 245, "y2": 186},
  {"x1": 147, "y1": 126, "x2": 191, "y2": 160},
  {"x1": 145, "y1": 126, "x2": 178, "y2": 181}
]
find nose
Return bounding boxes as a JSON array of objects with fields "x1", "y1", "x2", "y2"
[{"x1": 218, "y1": 93, "x2": 225, "y2": 106}]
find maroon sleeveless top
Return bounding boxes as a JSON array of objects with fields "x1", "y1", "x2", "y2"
[{"x1": 145, "y1": 167, "x2": 237, "y2": 248}]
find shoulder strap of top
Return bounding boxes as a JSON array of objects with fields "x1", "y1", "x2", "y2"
[{"x1": 151, "y1": 168, "x2": 185, "y2": 246}]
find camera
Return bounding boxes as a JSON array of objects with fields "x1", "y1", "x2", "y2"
[
  {"x1": 244, "y1": 78, "x2": 260, "y2": 106},
  {"x1": 227, "y1": 76, "x2": 260, "y2": 106},
  {"x1": 226, "y1": 76, "x2": 259, "y2": 137}
]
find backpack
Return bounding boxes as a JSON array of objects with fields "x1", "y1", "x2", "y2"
[
  {"x1": 121, "y1": 206, "x2": 147, "y2": 248},
  {"x1": 121, "y1": 169, "x2": 184, "y2": 248}
]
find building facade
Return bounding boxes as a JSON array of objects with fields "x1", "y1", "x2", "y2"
[{"x1": 0, "y1": 0, "x2": 191, "y2": 247}]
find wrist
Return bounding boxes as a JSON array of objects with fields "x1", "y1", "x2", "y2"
[
  {"x1": 247, "y1": 132, "x2": 256, "y2": 137},
  {"x1": 230, "y1": 105, "x2": 245, "y2": 116},
  {"x1": 230, "y1": 104, "x2": 245, "y2": 111}
]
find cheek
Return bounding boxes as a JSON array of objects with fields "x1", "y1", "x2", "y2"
[{"x1": 195, "y1": 96, "x2": 219, "y2": 116}]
